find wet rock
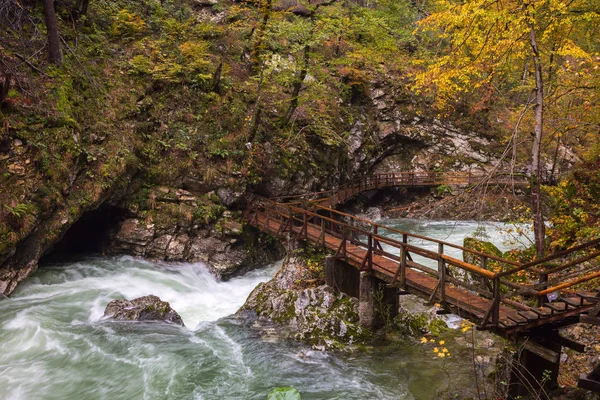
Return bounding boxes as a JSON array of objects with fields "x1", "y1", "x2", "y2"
[
  {"x1": 216, "y1": 187, "x2": 243, "y2": 207},
  {"x1": 193, "y1": 0, "x2": 217, "y2": 6},
  {"x1": 146, "y1": 234, "x2": 173, "y2": 259},
  {"x1": 166, "y1": 234, "x2": 189, "y2": 260},
  {"x1": 209, "y1": 247, "x2": 248, "y2": 278},
  {"x1": 115, "y1": 219, "x2": 154, "y2": 246},
  {"x1": 240, "y1": 255, "x2": 368, "y2": 349},
  {"x1": 103, "y1": 295, "x2": 184, "y2": 326}
]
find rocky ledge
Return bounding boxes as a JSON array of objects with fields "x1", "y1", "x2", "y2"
[
  {"x1": 105, "y1": 186, "x2": 284, "y2": 280},
  {"x1": 240, "y1": 253, "x2": 368, "y2": 350},
  {"x1": 103, "y1": 295, "x2": 185, "y2": 326}
]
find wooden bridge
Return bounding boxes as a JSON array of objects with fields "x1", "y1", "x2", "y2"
[
  {"x1": 272, "y1": 170, "x2": 529, "y2": 208},
  {"x1": 244, "y1": 172, "x2": 600, "y2": 395}
]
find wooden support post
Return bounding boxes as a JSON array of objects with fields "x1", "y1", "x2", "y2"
[
  {"x1": 400, "y1": 234, "x2": 407, "y2": 287},
  {"x1": 538, "y1": 271, "x2": 548, "y2": 307},
  {"x1": 438, "y1": 243, "x2": 446, "y2": 302},
  {"x1": 492, "y1": 276, "x2": 500, "y2": 326},
  {"x1": 509, "y1": 335, "x2": 561, "y2": 399},
  {"x1": 367, "y1": 233, "x2": 373, "y2": 273},
  {"x1": 266, "y1": 207, "x2": 270, "y2": 230},
  {"x1": 335, "y1": 226, "x2": 347, "y2": 258},
  {"x1": 302, "y1": 212, "x2": 308, "y2": 239}
]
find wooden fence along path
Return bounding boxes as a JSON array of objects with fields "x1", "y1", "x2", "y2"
[
  {"x1": 244, "y1": 172, "x2": 600, "y2": 336},
  {"x1": 272, "y1": 171, "x2": 529, "y2": 208}
]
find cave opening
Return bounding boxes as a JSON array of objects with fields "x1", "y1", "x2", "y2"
[{"x1": 40, "y1": 205, "x2": 127, "y2": 264}]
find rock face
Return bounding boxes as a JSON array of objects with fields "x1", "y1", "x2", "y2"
[
  {"x1": 240, "y1": 255, "x2": 368, "y2": 349},
  {"x1": 104, "y1": 295, "x2": 185, "y2": 326},
  {"x1": 107, "y1": 199, "x2": 283, "y2": 280}
]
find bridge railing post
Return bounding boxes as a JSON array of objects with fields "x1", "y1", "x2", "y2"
[
  {"x1": 438, "y1": 243, "x2": 446, "y2": 302},
  {"x1": 400, "y1": 234, "x2": 407, "y2": 287},
  {"x1": 538, "y1": 271, "x2": 548, "y2": 307},
  {"x1": 340, "y1": 225, "x2": 347, "y2": 257},
  {"x1": 492, "y1": 276, "x2": 500, "y2": 326},
  {"x1": 320, "y1": 218, "x2": 325, "y2": 248},
  {"x1": 368, "y1": 233, "x2": 373, "y2": 273},
  {"x1": 302, "y1": 212, "x2": 308, "y2": 239},
  {"x1": 266, "y1": 207, "x2": 270, "y2": 229}
]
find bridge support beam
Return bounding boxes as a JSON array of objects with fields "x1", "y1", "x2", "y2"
[
  {"x1": 508, "y1": 335, "x2": 561, "y2": 399},
  {"x1": 358, "y1": 272, "x2": 398, "y2": 329},
  {"x1": 324, "y1": 257, "x2": 360, "y2": 298}
]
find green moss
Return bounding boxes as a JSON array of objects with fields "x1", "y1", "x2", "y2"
[
  {"x1": 392, "y1": 310, "x2": 429, "y2": 336},
  {"x1": 428, "y1": 318, "x2": 449, "y2": 336}
]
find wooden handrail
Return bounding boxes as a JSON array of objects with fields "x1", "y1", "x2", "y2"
[
  {"x1": 537, "y1": 270, "x2": 600, "y2": 296},
  {"x1": 246, "y1": 172, "x2": 599, "y2": 331},
  {"x1": 497, "y1": 238, "x2": 600, "y2": 278},
  {"x1": 314, "y1": 204, "x2": 522, "y2": 267},
  {"x1": 271, "y1": 171, "x2": 528, "y2": 202},
  {"x1": 253, "y1": 196, "x2": 500, "y2": 281}
]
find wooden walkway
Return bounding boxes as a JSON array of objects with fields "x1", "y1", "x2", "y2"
[
  {"x1": 245, "y1": 172, "x2": 600, "y2": 337},
  {"x1": 272, "y1": 171, "x2": 529, "y2": 208}
]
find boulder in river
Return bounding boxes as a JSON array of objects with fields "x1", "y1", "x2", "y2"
[{"x1": 103, "y1": 295, "x2": 185, "y2": 326}]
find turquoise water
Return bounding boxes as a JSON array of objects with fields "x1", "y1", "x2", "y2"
[{"x1": 0, "y1": 219, "x2": 521, "y2": 399}]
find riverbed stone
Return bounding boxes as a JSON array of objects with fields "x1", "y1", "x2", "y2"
[
  {"x1": 240, "y1": 255, "x2": 369, "y2": 349},
  {"x1": 103, "y1": 295, "x2": 185, "y2": 326}
]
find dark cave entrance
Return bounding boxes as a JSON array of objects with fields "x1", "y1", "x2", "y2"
[{"x1": 40, "y1": 205, "x2": 127, "y2": 264}]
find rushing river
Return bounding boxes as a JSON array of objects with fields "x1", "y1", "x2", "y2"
[{"x1": 0, "y1": 219, "x2": 530, "y2": 400}]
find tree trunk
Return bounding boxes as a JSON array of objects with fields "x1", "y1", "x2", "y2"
[
  {"x1": 72, "y1": 0, "x2": 90, "y2": 19},
  {"x1": 41, "y1": 0, "x2": 63, "y2": 65},
  {"x1": 529, "y1": 25, "x2": 545, "y2": 258},
  {"x1": 250, "y1": 0, "x2": 273, "y2": 72},
  {"x1": 282, "y1": 44, "x2": 310, "y2": 126},
  {"x1": 210, "y1": 59, "x2": 223, "y2": 93},
  {"x1": 0, "y1": 72, "x2": 11, "y2": 105}
]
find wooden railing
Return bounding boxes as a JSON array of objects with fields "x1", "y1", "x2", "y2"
[
  {"x1": 245, "y1": 193, "x2": 600, "y2": 331},
  {"x1": 272, "y1": 171, "x2": 529, "y2": 208}
]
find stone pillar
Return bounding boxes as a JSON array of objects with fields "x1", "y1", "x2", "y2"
[
  {"x1": 359, "y1": 272, "x2": 377, "y2": 329},
  {"x1": 324, "y1": 257, "x2": 360, "y2": 298},
  {"x1": 359, "y1": 272, "x2": 398, "y2": 329}
]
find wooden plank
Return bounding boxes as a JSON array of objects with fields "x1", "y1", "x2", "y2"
[
  {"x1": 580, "y1": 316, "x2": 600, "y2": 326},
  {"x1": 555, "y1": 334, "x2": 586, "y2": 353},
  {"x1": 561, "y1": 297, "x2": 584, "y2": 308},
  {"x1": 518, "y1": 311, "x2": 539, "y2": 322},
  {"x1": 249, "y1": 199, "x2": 600, "y2": 335},
  {"x1": 521, "y1": 340, "x2": 560, "y2": 364},
  {"x1": 578, "y1": 377, "x2": 600, "y2": 393}
]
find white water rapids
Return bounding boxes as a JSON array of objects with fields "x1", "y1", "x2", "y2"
[{"x1": 0, "y1": 219, "x2": 531, "y2": 399}]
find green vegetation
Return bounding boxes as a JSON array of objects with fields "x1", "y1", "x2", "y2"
[
  {"x1": 267, "y1": 387, "x2": 301, "y2": 400},
  {"x1": 1, "y1": 0, "x2": 599, "y2": 279}
]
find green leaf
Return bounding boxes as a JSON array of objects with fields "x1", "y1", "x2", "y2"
[{"x1": 266, "y1": 387, "x2": 301, "y2": 400}]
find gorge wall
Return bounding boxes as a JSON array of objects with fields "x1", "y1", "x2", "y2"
[{"x1": 0, "y1": 0, "x2": 555, "y2": 295}]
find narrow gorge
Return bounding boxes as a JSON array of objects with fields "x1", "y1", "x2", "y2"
[{"x1": 1, "y1": 0, "x2": 599, "y2": 399}]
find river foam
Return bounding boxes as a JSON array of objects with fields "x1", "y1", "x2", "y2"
[{"x1": 0, "y1": 219, "x2": 520, "y2": 399}]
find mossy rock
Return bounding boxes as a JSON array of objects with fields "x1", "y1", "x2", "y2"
[
  {"x1": 463, "y1": 237, "x2": 503, "y2": 266},
  {"x1": 103, "y1": 295, "x2": 184, "y2": 326}
]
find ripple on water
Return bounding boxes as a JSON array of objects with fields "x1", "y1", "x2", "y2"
[{"x1": 0, "y1": 226, "x2": 498, "y2": 400}]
